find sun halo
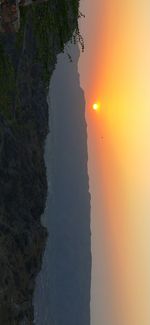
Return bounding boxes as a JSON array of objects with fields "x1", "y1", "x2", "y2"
[{"x1": 92, "y1": 102, "x2": 100, "y2": 111}]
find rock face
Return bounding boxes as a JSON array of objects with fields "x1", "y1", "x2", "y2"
[
  {"x1": 0, "y1": 1, "x2": 81, "y2": 324},
  {"x1": 0, "y1": 0, "x2": 48, "y2": 33}
]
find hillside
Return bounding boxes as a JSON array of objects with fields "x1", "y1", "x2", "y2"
[{"x1": 0, "y1": 1, "x2": 80, "y2": 324}]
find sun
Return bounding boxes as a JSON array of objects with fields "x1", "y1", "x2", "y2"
[{"x1": 92, "y1": 102, "x2": 100, "y2": 111}]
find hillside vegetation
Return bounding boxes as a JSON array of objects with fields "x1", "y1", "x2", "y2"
[
  {"x1": 0, "y1": 1, "x2": 82, "y2": 324},
  {"x1": 0, "y1": 0, "x2": 81, "y2": 120}
]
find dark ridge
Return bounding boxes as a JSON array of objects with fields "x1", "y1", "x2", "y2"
[{"x1": 0, "y1": 1, "x2": 81, "y2": 324}]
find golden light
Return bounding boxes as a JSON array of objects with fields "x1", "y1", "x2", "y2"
[{"x1": 93, "y1": 102, "x2": 100, "y2": 111}]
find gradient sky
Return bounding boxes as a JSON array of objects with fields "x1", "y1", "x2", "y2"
[{"x1": 79, "y1": 1, "x2": 150, "y2": 324}]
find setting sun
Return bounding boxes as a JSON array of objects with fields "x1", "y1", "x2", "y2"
[{"x1": 92, "y1": 103, "x2": 100, "y2": 111}]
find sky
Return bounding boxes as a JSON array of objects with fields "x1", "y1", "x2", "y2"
[{"x1": 79, "y1": 1, "x2": 150, "y2": 324}]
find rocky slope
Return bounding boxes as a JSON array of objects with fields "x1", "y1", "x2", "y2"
[{"x1": 0, "y1": 1, "x2": 80, "y2": 323}]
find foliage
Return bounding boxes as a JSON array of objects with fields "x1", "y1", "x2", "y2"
[
  {"x1": 0, "y1": 0, "x2": 83, "y2": 119},
  {"x1": 0, "y1": 44, "x2": 16, "y2": 119}
]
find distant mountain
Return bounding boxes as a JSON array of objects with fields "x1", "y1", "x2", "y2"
[{"x1": 34, "y1": 44, "x2": 91, "y2": 325}]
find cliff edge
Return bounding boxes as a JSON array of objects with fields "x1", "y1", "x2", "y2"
[{"x1": 0, "y1": 1, "x2": 80, "y2": 323}]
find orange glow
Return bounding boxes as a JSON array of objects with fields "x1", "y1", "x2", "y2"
[{"x1": 79, "y1": 1, "x2": 150, "y2": 324}]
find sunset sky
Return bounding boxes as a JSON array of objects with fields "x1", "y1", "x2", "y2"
[{"x1": 79, "y1": 0, "x2": 150, "y2": 324}]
